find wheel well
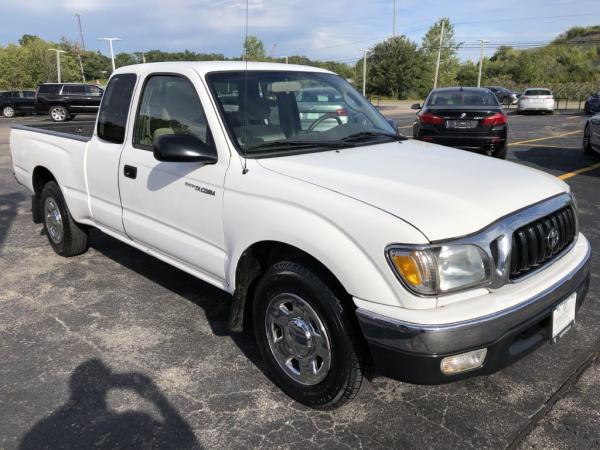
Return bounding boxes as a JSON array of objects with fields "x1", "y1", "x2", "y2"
[
  {"x1": 228, "y1": 241, "x2": 351, "y2": 332},
  {"x1": 31, "y1": 167, "x2": 57, "y2": 223}
]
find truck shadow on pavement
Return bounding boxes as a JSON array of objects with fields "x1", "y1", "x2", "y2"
[
  {"x1": 18, "y1": 358, "x2": 201, "y2": 450},
  {"x1": 0, "y1": 191, "x2": 25, "y2": 252},
  {"x1": 87, "y1": 230, "x2": 266, "y2": 369}
]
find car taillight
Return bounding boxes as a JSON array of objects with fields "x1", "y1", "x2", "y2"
[
  {"x1": 481, "y1": 112, "x2": 507, "y2": 127},
  {"x1": 335, "y1": 108, "x2": 349, "y2": 116},
  {"x1": 418, "y1": 111, "x2": 444, "y2": 125}
]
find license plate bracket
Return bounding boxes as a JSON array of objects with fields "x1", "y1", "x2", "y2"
[
  {"x1": 551, "y1": 292, "x2": 577, "y2": 343},
  {"x1": 446, "y1": 119, "x2": 476, "y2": 129}
]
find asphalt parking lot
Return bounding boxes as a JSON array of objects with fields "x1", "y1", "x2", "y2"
[{"x1": 1, "y1": 111, "x2": 599, "y2": 449}]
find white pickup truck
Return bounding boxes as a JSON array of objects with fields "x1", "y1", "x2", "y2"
[{"x1": 10, "y1": 62, "x2": 591, "y2": 409}]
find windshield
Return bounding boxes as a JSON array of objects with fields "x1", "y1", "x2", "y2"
[
  {"x1": 426, "y1": 90, "x2": 499, "y2": 107},
  {"x1": 206, "y1": 70, "x2": 397, "y2": 156}
]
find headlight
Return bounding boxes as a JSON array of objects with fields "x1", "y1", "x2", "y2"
[{"x1": 387, "y1": 244, "x2": 491, "y2": 296}]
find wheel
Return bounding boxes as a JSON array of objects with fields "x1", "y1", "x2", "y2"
[
  {"x1": 493, "y1": 142, "x2": 508, "y2": 159},
  {"x1": 40, "y1": 181, "x2": 89, "y2": 256},
  {"x1": 253, "y1": 261, "x2": 366, "y2": 409},
  {"x1": 583, "y1": 125, "x2": 594, "y2": 155},
  {"x1": 49, "y1": 105, "x2": 69, "y2": 122},
  {"x1": 2, "y1": 105, "x2": 15, "y2": 118}
]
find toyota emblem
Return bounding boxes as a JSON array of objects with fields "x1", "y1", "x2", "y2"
[{"x1": 547, "y1": 228, "x2": 560, "y2": 250}]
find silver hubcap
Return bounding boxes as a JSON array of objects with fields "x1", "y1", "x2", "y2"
[
  {"x1": 51, "y1": 107, "x2": 66, "y2": 121},
  {"x1": 3, "y1": 106, "x2": 14, "y2": 117},
  {"x1": 265, "y1": 293, "x2": 331, "y2": 385},
  {"x1": 44, "y1": 197, "x2": 63, "y2": 244}
]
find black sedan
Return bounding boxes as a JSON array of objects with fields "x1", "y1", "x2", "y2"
[
  {"x1": 412, "y1": 87, "x2": 508, "y2": 159},
  {"x1": 584, "y1": 92, "x2": 600, "y2": 115},
  {"x1": 583, "y1": 113, "x2": 600, "y2": 155}
]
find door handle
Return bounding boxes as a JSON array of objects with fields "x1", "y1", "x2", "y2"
[{"x1": 123, "y1": 165, "x2": 137, "y2": 179}]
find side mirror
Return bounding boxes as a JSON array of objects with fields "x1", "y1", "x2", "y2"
[
  {"x1": 153, "y1": 134, "x2": 218, "y2": 164},
  {"x1": 411, "y1": 103, "x2": 421, "y2": 110}
]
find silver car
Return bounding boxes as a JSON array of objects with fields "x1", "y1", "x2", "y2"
[{"x1": 517, "y1": 88, "x2": 555, "y2": 114}]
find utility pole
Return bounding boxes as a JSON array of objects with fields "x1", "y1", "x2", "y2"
[
  {"x1": 392, "y1": 0, "x2": 396, "y2": 37},
  {"x1": 97, "y1": 37, "x2": 122, "y2": 72},
  {"x1": 77, "y1": 54, "x2": 86, "y2": 82},
  {"x1": 477, "y1": 39, "x2": 489, "y2": 87},
  {"x1": 433, "y1": 19, "x2": 445, "y2": 89},
  {"x1": 48, "y1": 49, "x2": 67, "y2": 83},
  {"x1": 75, "y1": 13, "x2": 85, "y2": 50},
  {"x1": 285, "y1": 56, "x2": 289, "y2": 64},
  {"x1": 138, "y1": 52, "x2": 146, "y2": 64},
  {"x1": 362, "y1": 50, "x2": 368, "y2": 96}
]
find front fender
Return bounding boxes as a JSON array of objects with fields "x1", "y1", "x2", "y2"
[{"x1": 224, "y1": 161, "x2": 434, "y2": 310}]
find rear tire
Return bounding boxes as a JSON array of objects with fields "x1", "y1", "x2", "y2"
[
  {"x1": 2, "y1": 106, "x2": 15, "y2": 118},
  {"x1": 40, "y1": 181, "x2": 88, "y2": 256},
  {"x1": 49, "y1": 105, "x2": 69, "y2": 122},
  {"x1": 253, "y1": 261, "x2": 366, "y2": 409},
  {"x1": 583, "y1": 125, "x2": 594, "y2": 155},
  {"x1": 493, "y1": 142, "x2": 508, "y2": 159}
]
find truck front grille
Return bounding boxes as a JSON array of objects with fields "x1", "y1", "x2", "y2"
[{"x1": 509, "y1": 206, "x2": 576, "y2": 279}]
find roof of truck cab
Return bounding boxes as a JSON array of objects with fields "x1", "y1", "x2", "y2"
[{"x1": 112, "y1": 61, "x2": 334, "y2": 77}]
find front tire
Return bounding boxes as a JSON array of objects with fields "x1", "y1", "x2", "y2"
[
  {"x1": 253, "y1": 261, "x2": 365, "y2": 409},
  {"x1": 49, "y1": 105, "x2": 69, "y2": 122},
  {"x1": 2, "y1": 106, "x2": 15, "y2": 118},
  {"x1": 40, "y1": 181, "x2": 89, "y2": 256}
]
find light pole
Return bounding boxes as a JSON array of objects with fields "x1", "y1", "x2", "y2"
[
  {"x1": 433, "y1": 19, "x2": 445, "y2": 89},
  {"x1": 477, "y1": 39, "x2": 489, "y2": 87},
  {"x1": 97, "y1": 37, "x2": 122, "y2": 72},
  {"x1": 392, "y1": 0, "x2": 396, "y2": 37},
  {"x1": 362, "y1": 50, "x2": 369, "y2": 96},
  {"x1": 48, "y1": 49, "x2": 67, "y2": 83}
]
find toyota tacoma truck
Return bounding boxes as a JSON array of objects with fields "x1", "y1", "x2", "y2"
[{"x1": 10, "y1": 62, "x2": 591, "y2": 409}]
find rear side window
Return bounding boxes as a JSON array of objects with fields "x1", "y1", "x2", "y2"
[
  {"x1": 97, "y1": 73, "x2": 137, "y2": 144},
  {"x1": 133, "y1": 74, "x2": 211, "y2": 149},
  {"x1": 63, "y1": 85, "x2": 86, "y2": 94},
  {"x1": 86, "y1": 85, "x2": 103, "y2": 96},
  {"x1": 23, "y1": 91, "x2": 35, "y2": 98},
  {"x1": 524, "y1": 89, "x2": 552, "y2": 96},
  {"x1": 38, "y1": 85, "x2": 61, "y2": 94}
]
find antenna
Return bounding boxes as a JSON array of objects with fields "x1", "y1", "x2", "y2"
[{"x1": 242, "y1": 0, "x2": 249, "y2": 174}]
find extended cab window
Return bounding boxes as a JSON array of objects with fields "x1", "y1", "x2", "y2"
[
  {"x1": 133, "y1": 75, "x2": 211, "y2": 149},
  {"x1": 97, "y1": 73, "x2": 137, "y2": 144}
]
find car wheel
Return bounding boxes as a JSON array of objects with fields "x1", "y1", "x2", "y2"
[
  {"x1": 583, "y1": 125, "x2": 594, "y2": 155},
  {"x1": 49, "y1": 105, "x2": 69, "y2": 122},
  {"x1": 40, "y1": 181, "x2": 89, "y2": 256},
  {"x1": 253, "y1": 261, "x2": 366, "y2": 409},
  {"x1": 2, "y1": 106, "x2": 15, "y2": 118}
]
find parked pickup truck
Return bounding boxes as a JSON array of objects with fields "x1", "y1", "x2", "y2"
[{"x1": 10, "y1": 62, "x2": 591, "y2": 409}]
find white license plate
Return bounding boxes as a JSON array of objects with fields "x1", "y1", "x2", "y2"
[
  {"x1": 552, "y1": 292, "x2": 577, "y2": 342},
  {"x1": 446, "y1": 120, "x2": 476, "y2": 129}
]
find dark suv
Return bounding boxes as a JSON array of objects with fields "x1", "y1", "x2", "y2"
[
  {"x1": 35, "y1": 83, "x2": 104, "y2": 122},
  {"x1": 1, "y1": 90, "x2": 36, "y2": 117}
]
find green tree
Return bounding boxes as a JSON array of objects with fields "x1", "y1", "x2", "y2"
[
  {"x1": 243, "y1": 35, "x2": 266, "y2": 61},
  {"x1": 359, "y1": 35, "x2": 424, "y2": 99},
  {"x1": 419, "y1": 18, "x2": 460, "y2": 92}
]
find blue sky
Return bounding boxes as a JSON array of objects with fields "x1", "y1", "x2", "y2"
[{"x1": 1, "y1": 0, "x2": 600, "y2": 63}]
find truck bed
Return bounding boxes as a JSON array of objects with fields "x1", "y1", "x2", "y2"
[{"x1": 12, "y1": 121, "x2": 95, "y2": 141}]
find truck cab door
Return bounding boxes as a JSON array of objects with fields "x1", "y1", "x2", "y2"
[
  {"x1": 86, "y1": 73, "x2": 138, "y2": 235},
  {"x1": 118, "y1": 70, "x2": 229, "y2": 284}
]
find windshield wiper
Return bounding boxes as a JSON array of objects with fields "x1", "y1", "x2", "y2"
[
  {"x1": 340, "y1": 131, "x2": 407, "y2": 142},
  {"x1": 244, "y1": 140, "x2": 349, "y2": 152}
]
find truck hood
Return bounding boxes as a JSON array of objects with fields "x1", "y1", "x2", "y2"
[{"x1": 257, "y1": 140, "x2": 567, "y2": 241}]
